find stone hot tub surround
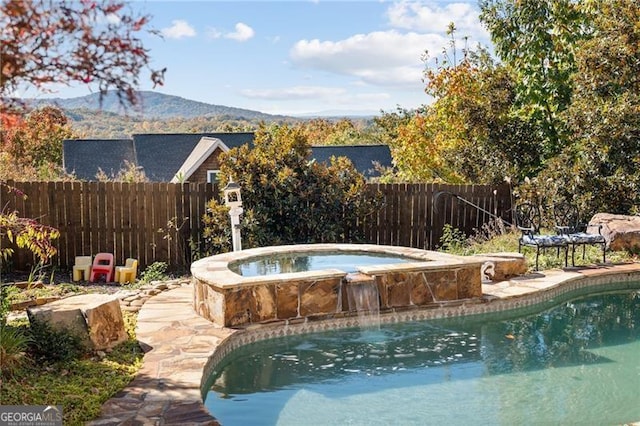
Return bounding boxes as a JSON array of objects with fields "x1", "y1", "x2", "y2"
[{"x1": 191, "y1": 244, "x2": 487, "y2": 327}]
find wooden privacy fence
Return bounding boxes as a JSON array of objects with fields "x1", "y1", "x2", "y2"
[
  {"x1": 1, "y1": 181, "x2": 512, "y2": 273},
  {"x1": 360, "y1": 183, "x2": 512, "y2": 249}
]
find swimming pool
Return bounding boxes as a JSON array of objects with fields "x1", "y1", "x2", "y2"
[{"x1": 204, "y1": 288, "x2": 640, "y2": 425}]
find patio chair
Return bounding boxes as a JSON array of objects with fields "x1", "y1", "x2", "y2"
[
  {"x1": 515, "y1": 202, "x2": 568, "y2": 271},
  {"x1": 553, "y1": 202, "x2": 606, "y2": 266},
  {"x1": 115, "y1": 258, "x2": 138, "y2": 285},
  {"x1": 89, "y1": 252, "x2": 115, "y2": 282},
  {"x1": 72, "y1": 256, "x2": 92, "y2": 281}
]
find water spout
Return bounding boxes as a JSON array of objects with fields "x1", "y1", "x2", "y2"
[{"x1": 345, "y1": 273, "x2": 380, "y2": 328}]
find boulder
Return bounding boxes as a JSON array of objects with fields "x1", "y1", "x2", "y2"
[
  {"x1": 27, "y1": 294, "x2": 128, "y2": 350},
  {"x1": 588, "y1": 213, "x2": 640, "y2": 252},
  {"x1": 472, "y1": 252, "x2": 528, "y2": 281}
]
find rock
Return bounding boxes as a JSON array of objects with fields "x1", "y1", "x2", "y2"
[
  {"x1": 589, "y1": 213, "x2": 640, "y2": 251},
  {"x1": 27, "y1": 294, "x2": 128, "y2": 350},
  {"x1": 472, "y1": 252, "x2": 528, "y2": 281},
  {"x1": 129, "y1": 298, "x2": 146, "y2": 307}
]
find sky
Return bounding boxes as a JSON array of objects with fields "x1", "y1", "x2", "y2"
[{"x1": 30, "y1": 1, "x2": 492, "y2": 117}]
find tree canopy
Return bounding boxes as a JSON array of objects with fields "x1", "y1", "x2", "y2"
[
  {"x1": 0, "y1": 106, "x2": 75, "y2": 180},
  {"x1": 479, "y1": 0, "x2": 587, "y2": 158},
  {"x1": 0, "y1": 0, "x2": 165, "y2": 113}
]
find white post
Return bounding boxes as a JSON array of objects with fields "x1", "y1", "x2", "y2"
[
  {"x1": 223, "y1": 180, "x2": 243, "y2": 252},
  {"x1": 229, "y1": 206, "x2": 243, "y2": 251}
]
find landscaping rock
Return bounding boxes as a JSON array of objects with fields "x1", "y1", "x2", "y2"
[
  {"x1": 589, "y1": 213, "x2": 640, "y2": 251},
  {"x1": 27, "y1": 294, "x2": 128, "y2": 350},
  {"x1": 472, "y1": 252, "x2": 528, "y2": 281}
]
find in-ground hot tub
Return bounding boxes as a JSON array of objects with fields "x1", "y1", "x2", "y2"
[{"x1": 191, "y1": 244, "x2": 486, "y2": 327}]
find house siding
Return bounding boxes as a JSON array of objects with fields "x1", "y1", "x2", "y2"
[{"x1": 190, "y1": 148, "x2": 224, "y2": 182}]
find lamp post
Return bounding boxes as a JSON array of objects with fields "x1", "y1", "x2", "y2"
[{"x1": 223, "y1": 180, "x2": 243, "y2": 251}]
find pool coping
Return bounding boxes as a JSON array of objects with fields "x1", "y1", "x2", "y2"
[
  {"x1": 191, "y1": 243, "x2": 478, "y2": 289},
  {"x1": 88, "y1": 262, "x2": 640, "y2": 425}
]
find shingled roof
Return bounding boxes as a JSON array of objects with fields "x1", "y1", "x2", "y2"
[
  {"x1": 63, "y1": 139, "x2": 136, "y2": 180},
  {"x1": 62, "y1": 133, "x2": 392, "y2": 181},
  {"x1": 133, "y1": 133, "x2": 254, "y2": 181},
  {"x1": 310, "y1": 145, "x2": 392, "y2": 178},
  {"x1": 63, "y1": 133, "x2": 254, "y2": 181}
]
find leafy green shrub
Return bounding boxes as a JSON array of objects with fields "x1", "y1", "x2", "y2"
[
  {"x1": 198, "y1": 199, "x2": 232, "y2": 257},
  {"x1": 438, "y1": 224, "x2": 469, "y2": 253},
  {"x1": 200, "y1": 123, "x2": 382, "y2": 254},
  {"x1": 28, "y1": 320, "x2": 87, "y2": 362},
  {"x1": 0, "y1": 326, "x2": 31, "y2": 377},
  {"x1": 139, "y1": 261, "x2": 168, "y2": 283},
  {"x1": 1, "y1": 285, "x2": 19, "y2": 325}
]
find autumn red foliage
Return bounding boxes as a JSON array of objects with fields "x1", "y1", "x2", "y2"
[{"x1": 0, "y1": 0, "x2": 165, "y2": 113}]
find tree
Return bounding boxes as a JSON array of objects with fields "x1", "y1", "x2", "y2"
[
  {"x1": 540, "y1": 0, "x2": 640, "y2": 215},
  {"x1": 386, "y1": 26, "x2": 543, "y2": 184},
  {"x1": 0, "y1": 106, "x2": 75, "y2": 180},
  {"x1": 0, "y1": 0, "x2": 165, "y2": 113},
  {"x1": 480, "y1": 0, "x2": 587, "y2": 158},
  {"x1": 295, "y1": 118, "x2": 375, "y2": 146}
]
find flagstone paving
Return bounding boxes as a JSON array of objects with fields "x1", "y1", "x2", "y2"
[{"x1": 88, "y1": 262, "x2": 640, "y2": 425}]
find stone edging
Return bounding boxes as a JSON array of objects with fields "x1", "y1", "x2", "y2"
[{"x1": 115, "y1": 278, "x2": 192, "y2": 312}]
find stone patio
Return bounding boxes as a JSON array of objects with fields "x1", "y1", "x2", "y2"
[{"x1": 88, "y1": 262, "x2": 640, "y2": 425}]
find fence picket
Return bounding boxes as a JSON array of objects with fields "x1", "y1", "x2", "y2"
[{"x1": 2, "y1": 181, "x2": 511, "y2": 272}]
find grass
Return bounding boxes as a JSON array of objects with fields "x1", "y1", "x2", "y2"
[
  {"x1": 4, "y1": 282, "x2": 85, "y2": 304},
  {"x1": 2, "y1": 311, "x2": 143, "y2": 425},
  {"x1": 439, "y1": 223, "x2": 634, "y2": 271}
]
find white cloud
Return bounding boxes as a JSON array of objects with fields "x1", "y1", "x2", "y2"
[
  {"x1": 226, "y1": 22, "x2": 255, "y2": 41},
  {"x1": 287, "y1": 2, "x2": 489, "y2": 90},
  {"x1": 386, "y1": 1, "x2": 488, "y2": 40},
  {"x1": 207, "y1": 28, "x2": 222, "y2": 39},
  {"x1": 105, "y1": 14, "x2": 121, "y2": 25},
  {"x1": 209, "y1": 23, "x2": 255, "y2": 42},
  {"x1": 290, "y1": 30, "x2": 444, "y2": 88},
  {"x1": 239, "y1": 86, "x2": 393, "y2": 114},
  {"x1": 161, "y1": 20, "x2": 196, "y2": 39},
  {"x1": 241, "y1": 86, "x2": 345, "y2": 100}
]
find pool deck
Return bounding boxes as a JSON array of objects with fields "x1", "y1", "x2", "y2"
[{"x1": 88, "y1": 262, "x2": 640, "y2": 425}]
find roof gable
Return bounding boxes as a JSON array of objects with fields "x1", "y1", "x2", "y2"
[{"x1": 170, "y1": 137, "x2": 229, "y2": 183}]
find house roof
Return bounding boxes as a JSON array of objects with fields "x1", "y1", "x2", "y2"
[
  {"x1": 310, "y1": 145, "x2": 392, "y2": 178},
  {"x1": 63, "y1": 139, "x2": 135, "y2": 180},
  {"x1": 133, "y1": 132, "x2": 254, "y2": 181},
  {"x1": 62, "y1": 133, "x2": 392, "y2": 181}
]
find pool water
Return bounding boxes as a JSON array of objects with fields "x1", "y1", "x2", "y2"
[
  {"x1": 204, "y1": 289, "x2": 640, "y2": 425},
  {"x1": 229, "y1": 252, "x2": 417, "y2": 276}
]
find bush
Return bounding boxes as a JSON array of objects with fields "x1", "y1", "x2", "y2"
[
  {"x1": 438, "y1": 224, "x2": 469, "y2": 252},
  {"x1": 138, "y1": 261, "x2": 168, "y2": 283},
  {"x1": 200, "y1": 123, "x2": 382, "y2": 254},
  {"x1": 28, "y1": 320, "x2": 87, "y2": 363}
]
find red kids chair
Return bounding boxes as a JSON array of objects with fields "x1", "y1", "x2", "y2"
[{"x1": 89, "y1": 253, "x2": 115, "y2": 282}]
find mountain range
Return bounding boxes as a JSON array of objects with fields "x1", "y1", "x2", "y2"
[{"x1": 29, "y1": 90, "x2": 291, "y2": 120}]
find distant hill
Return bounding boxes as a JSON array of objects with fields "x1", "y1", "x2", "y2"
[{"x1": 28, "y1": 90, "x2": 290, "y2": 120}]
